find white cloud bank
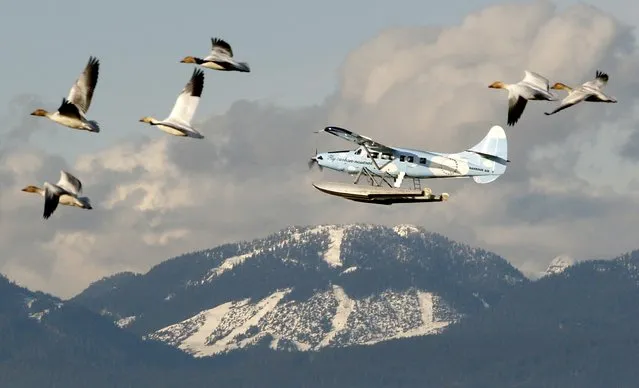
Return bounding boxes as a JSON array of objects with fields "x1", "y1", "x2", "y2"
[{"x1": 2, "y1": 0, "x2": 639, "y2": 298}]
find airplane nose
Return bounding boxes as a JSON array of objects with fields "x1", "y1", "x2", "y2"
[{"x1": 308, "y1": 151, "x2": 324, "y2": 171}]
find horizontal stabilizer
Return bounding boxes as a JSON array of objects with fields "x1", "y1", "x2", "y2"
[{"x1": 466, "y1": 150, "x2": 510, "y2": 165}]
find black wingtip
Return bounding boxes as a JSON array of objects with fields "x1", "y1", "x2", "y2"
[
  {"x1": 43, "y1": 204, "x2": 55, "y2": 220},
  {"x1": 236, "y1": 62, "x2": 251, "y2": 72},
  {"x1": 211, "y1": 37, "x2": 233, "y2": 55},
  {"x1": 188, "y1": 68, "x2": 205, "y2": 97}
]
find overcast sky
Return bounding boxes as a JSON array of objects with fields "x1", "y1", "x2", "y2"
[{"x1": 2, "y1": 0, "x2": 639, "y2": 298}]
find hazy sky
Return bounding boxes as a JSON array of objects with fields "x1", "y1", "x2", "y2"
[
  {"x1": 1, "y1": 0, "x2": 632, "y2": 158},
  {"x1": 2, "y1": 0, "x2": 639, "y2": 298}
]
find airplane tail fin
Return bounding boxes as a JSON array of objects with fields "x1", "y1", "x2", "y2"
[{"x1": 465, "y1": 125, "x2": 508, "y2": 184}]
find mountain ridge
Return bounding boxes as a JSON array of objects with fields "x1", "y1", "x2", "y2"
[
  {"x1": 72, "y1": 223, "x2": 527, "y2": 355},
  {"x1": 3, "y1": 227, "x2": 639, "y2": 386}
]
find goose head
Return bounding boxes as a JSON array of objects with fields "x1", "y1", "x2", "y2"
[
  {"x1": 550, "y1": 82, "x2": 571, "y2": 91},
  {"x1": 139, "y1": 116, "x2": 156, "y2": 124},
  {"x1": 30, "y1": 109, "x2": 49, "y2": 117},
  {"x1": 488, "y1": 81, "x2": 507, "y2": 89},
  {"x1": 180, "y1": 56, "x2": 198, "y2": 64},
  {"x1": 21, "y1": 185, "x2": 41, "y2": 194}
]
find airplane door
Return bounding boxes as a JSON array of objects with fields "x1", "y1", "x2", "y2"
[
  {"x1": 405, "y1": 156, "x2": 418, "y2": 174},
  {"x1": 379, "y1": 152, "x2": 399, "y2": 177}
]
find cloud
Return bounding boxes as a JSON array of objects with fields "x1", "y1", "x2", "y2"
[{"x1": 3, "y1": 0, "x2": 639, "y2": 297}]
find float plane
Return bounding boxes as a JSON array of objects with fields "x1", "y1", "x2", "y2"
[{"x1": 309, "y1": 125, "x2": 508, "y2": 205}]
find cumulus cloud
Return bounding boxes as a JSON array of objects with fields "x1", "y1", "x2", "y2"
[{"x1": 3, "y1": 0, "x2": 639, "y2": 297}]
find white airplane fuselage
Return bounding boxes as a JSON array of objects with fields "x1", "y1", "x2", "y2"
[{"x1": 315, "y1": 146, "x2": 496, "y2": 180}]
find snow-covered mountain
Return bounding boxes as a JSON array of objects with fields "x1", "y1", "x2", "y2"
[
  {"x1": 73, "y1": 224, "x2": 528, "y2": 356},
  {"x1": 544, "y1": 255, "x2": 576, "y2": 276},
  {"x1": 8, "y1": 230, "x2": 639, "y2": 387}
]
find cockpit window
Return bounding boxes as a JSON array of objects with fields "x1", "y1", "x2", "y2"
[
  {"x1": 355, "y1": 149, "x2": 362, "y2": 155},
  {"x1": 407, "y1": 156, "x2": 414, "y2": 163}
]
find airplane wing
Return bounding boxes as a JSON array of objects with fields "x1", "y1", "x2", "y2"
[{"x1": 320, "y1": 126, "x2": 395, "y2": 153}]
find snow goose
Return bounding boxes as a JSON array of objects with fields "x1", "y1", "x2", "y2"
[
  {"x1": 545, "y1": 71, "x2": 617, "y2": 116},
  {"x1": 489, "y1": 70, "x2": 557, "y2": 126},
  {"x1": 180, "y1": 38, "x2": 250, "y2": 73},
  {"x1": 21, "y1": 170, "x2": 92, "y2": 219},
  {"x1": 139, "y1": 69, "x2": 205, "y2": 139},
  {"x1": 30, "y1": 56, "x2": 101, "y2": 133}
]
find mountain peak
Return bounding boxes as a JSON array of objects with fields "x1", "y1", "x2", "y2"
[
  {"x1": 544, "y1": 255, "x2": 575, "y2": 276},
  {"x1": 73, "y1": 223, "x2": 526, "y2": 357}
]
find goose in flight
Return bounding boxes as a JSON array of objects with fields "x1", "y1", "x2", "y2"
[
  {"x1": 30, "y1": 56, "x2": 101, "y2": 133},
  {"x1": 489, "y1": 70, "x2": 557, "y2": 126},
  {"x1": 545, "y1": 71, "x2": 617, "y2": 116},
  {"x1": 139, "y1": 69, "x2": 205, "y2": 139},
  {"x1": 180, "y1": 38, "x2": 250, "y2": 73},
  {"x1": 21, "y1": 171, "x2": 92, "y2": 219}
]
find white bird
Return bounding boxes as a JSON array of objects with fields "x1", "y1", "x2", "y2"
[
  {"x1": 180, "y1": 38, "x2": 250, "y2": 73},
  {"x1": 545, "y1": 71, "x2": 617, "y2": 116},
  {"x1": 21, "y1": 171, "x2": 92, "y2": 220},
  {"x1": 489, "y1": 70, "x2": 557, "y2": 126},
  {"x1": 30, "y1": 56, "x2": 101, "y2": 133},
  {"x1": 139, "y1": 69, "x2": 206, "y2": 139}
]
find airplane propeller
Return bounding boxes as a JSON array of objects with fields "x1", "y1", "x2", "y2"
[{"x1": 308, "y1": 149, "x2": 323, "y2": 171}]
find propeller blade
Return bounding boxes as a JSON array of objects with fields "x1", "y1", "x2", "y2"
[{"x1": 308, "y1": 149, "x2": 323, "y2": 171}]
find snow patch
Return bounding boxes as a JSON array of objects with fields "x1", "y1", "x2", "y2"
[
  {"x1": 29, "y1": 309, "x2": 49, "y2": 322},
  {"x1": 116, "y1": 315, "x2": 137, "y2": 328},
  {"x1": 152, "y1": 287, "x2": 458, "y2": 356},
  {"x1": 153, "y1": 289, "x2": 292, "y2": 357},
  {"x1": 318, "y1": 285, "x2": 354, "y2": 348},
  {"x1": 393, "y1": 224, "x2": 420, "y2": 237},
  {"x1": 173, "y1": 301, "x2": 236, "y2": 354},
  {"x1": 324, "y1": 227, "x2": 344, "y2": 267},
  {"x1": 203, "y1": 249, "x2": 264, "y2": 282},
  {"x1": 340, "y1": 266, "x2": 358, "y2": 275},
  {"x1": 362, "y1": 291, "x2": 450, "y2": 344},
  {"x1": 472, "y1": 292, "x2": 491, "y2": 308}
]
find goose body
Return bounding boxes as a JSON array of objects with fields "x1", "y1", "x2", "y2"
[
  {"x1": 545, "y1": 71, "x2": 617, "y2": 116},
  {"x1": 180, "y1": 38, "x2": 250, "y2": 73},
  {"x1": 22, "y1": 171, "x2": 92, "y2": 219},
  {"x1": 139, "y1": 69, "x2": 205, "y2": 139},
  {"x1": 31, "y1": 57, "x2": 101, "y2": 133},
  {"x1": 489, "y1": 70, "x2": 557, "y2": 126}
]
